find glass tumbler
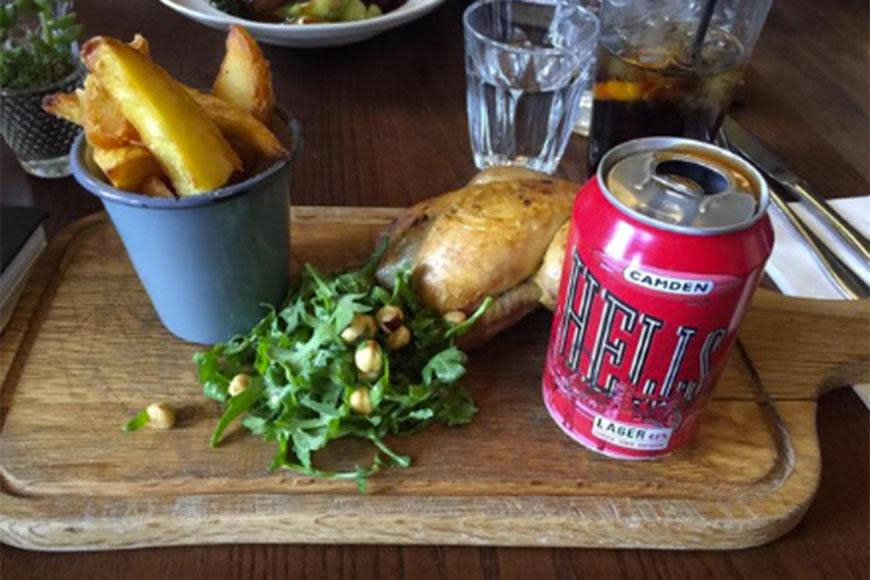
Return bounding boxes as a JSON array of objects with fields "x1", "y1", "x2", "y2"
[
  {"x1": 0, "y1": 65, "x2": 84, "y2": 178},
  {"x1": 587, "y1": 0, "x2": 773, "y2": 171},
  {"x1": 464, "y1": 0, "x2": 599, "y2": 174}
]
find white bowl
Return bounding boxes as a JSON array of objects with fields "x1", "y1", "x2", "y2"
[{"x1": 157, "y1": 0, "x2": 446, "y2": 48}]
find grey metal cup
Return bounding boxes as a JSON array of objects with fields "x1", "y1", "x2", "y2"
[{"x1": 70, "y1": 114, "x2": 302, "y2": 344}]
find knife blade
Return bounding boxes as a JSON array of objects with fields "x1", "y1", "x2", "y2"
[
  {"x1": 715, "y1": 129, "x2": 868, "y2": 299},
  {"x1": 721, "y1": 117, "x2": 870, "y2": 263}
]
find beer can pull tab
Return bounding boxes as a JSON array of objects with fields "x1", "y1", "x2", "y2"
[
  {"x1": 650, "y1": 173, "x2": 705, "y2": 199},
  {"x1": 606, "y1": 151, "x2": 759, "y2": 231},
  {"x1": 652, "y1": 158, "x2": 757, "y2": 227},
  {"x1": 653, "y1": 159, "x2": 727, "y2": 199}
]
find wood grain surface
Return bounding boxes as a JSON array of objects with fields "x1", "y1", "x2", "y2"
[
  {"x1": 0, "y1": 0, "x2": 867, "y2": 577},
  {"x1": 1, "y1": 208, "x2": 865, "y2": 552}
]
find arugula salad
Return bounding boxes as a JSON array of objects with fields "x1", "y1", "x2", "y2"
[{"x1": 194, "y1": 244, "x2": 491, "y2": 491}]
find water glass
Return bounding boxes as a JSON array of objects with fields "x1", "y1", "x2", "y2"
[{"x1": 464, "y1": 0, "x2": 599, "y2": 174}]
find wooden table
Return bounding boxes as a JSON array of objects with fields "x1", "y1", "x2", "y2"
[{"x1": 1, "y1": 0, "x2": 867, "y2": 577}]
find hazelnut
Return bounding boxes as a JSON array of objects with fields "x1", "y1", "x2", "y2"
[
  {"x1": 341, "y1": 314, "x2": 377, "y2": 343},
  {"x1": 146, "y1": 403, "x2": 175, "y2": 430},
  {"x1": 444, "y1": 310, "x2": 467, "y2": 326},
  {"x1": 386, "y1": 325, "x2": 411, "y2": 350},
  {"x1": 354, "y1": 339, "x2": 383, "y2": 375},
  {"x1": 228, "y1": 373, "x2": 250, "y2": 397},
  {"x1": 349, "y1": 386, "x2": 374, "y2": 415},
  {"x1": 376, "y1": 305, "x2": 404, "y2": 333}
]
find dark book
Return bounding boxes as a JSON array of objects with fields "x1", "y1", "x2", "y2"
[{"x1": 1, "y1": 206, "x2": 47, "y2": 331}]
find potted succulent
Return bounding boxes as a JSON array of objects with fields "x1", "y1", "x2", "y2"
[{"x1": 0, "y1": 0, "x2": 81, "y2": 178}]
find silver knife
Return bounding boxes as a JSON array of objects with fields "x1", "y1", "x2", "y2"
[
  {"x1": 721, "y1": 117, "x2": 870, "y2": 263},
  {"x1": 767, "y1": 190, "x2": 869, "y2": 299},
  {"x1": 715, "y1": 129, "x2": 869, "y2": 299}
]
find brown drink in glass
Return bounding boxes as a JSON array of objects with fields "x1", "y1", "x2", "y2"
[{"x1": 587, "y1": 1, "x2": 772, "y2": 172}]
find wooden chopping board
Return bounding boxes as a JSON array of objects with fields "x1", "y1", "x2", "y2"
[{"x1": 1, "y1": 207, "x2": 867, "y2": 551}]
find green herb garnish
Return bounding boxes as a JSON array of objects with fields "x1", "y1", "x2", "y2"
[
  {"x1": 121, "y1": 409, "x2": 149, "y2": 432},
  {"x1": 0, "y1": 0, "x2": 81, "y2": 90},
  {"x1": 194, "y1": 243, "x2": 491, "y2": 492}
]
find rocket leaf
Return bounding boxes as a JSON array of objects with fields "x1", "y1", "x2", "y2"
[{"x1": 195, "y1": 242, "x2": 491, "y2": 492}]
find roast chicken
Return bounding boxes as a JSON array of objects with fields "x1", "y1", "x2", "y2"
[{"x1": 376, "y1": 167, "x2": 578, "y2": 348}]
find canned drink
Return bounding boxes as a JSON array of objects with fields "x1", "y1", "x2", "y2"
[{"x1": 542, "y1": 137, "x2": 774, "y2": 459}]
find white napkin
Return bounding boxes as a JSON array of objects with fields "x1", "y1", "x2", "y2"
[{"x1": 764, "y1": 196, "x2": 870, "y2": 407}]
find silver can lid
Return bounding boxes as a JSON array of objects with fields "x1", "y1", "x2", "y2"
[{"x1": 599, "y1": 137, "x2": 769, "y2": 236}]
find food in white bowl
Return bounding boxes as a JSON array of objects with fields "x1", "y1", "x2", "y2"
[
  {"x1": 210, "y1": 0, "x2": 406, "y2": 24},
  {"x1": 157, "y1": 0, "x2": 447, "y2": 48}
]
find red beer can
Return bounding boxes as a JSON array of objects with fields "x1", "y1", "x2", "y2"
[{"x1": 543, "y1": 137, "x2": 773, "y2": 459}]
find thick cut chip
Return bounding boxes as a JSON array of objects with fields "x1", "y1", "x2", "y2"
[
  {"x1": 212, "y1": 24, "x2": 274, "y2": 124},
  {"x1": 82, "y1": 37, "x2": 241, "y2": 196},
  {"x1": 128, "y1": 33, "x2": 150, "y2": 56},
  {"x1": 46, "y1": 35, "x2": 148, "y2": 142},
  {"x1": 92, "y1": 145, "x2": 164, "y2": 192},
  {"x1": 81, "y1": 75, "x2": 140, "y2": 148},
  {"x1": 187, "y1": 88, "x2": 287, "y2": 162},
  {"x1": 42, "y1": 91, "x2": 84, "y2": 125},
  {"x1": 141, "y1": 175, "x2": 176, "y2": 198}
]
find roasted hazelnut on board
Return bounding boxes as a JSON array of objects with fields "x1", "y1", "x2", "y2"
[
  {"x1": 228, "y1": 373, "x2": 250, "y2": 397},
  {"x1": 387, "y1": 326, "x2": 411, "y2": 350},
  {"x1": 341, "y1": 314, "x2": 377, "y2": 343},
  {"x1": 355, "y1": 340, "x2": 383, "y2": 375},
  {"x1": 376, "y1": 305, "x2": 404, "y2": 333},
  {"x1": 444, "y1": 310, "x2": 467, "y2": 326},
  {"x1": 146, "y1": 403, "x2": 175, "y2": 430},
  {"x1": 349, "y1": 386, "x2": 373, "y2": 415}
]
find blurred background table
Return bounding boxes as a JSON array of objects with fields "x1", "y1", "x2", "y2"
[{"x1": 1, "y1": 0, "x2": 867, "y2": 578}]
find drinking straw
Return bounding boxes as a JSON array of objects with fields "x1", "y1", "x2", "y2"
[
  {"x1": 492, "y1": 0, "x2": 513, "y2": 42},
  {"x1": 690, "y1": 0, "x2": 718, "y2": 65}
]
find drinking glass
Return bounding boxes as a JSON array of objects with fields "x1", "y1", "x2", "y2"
[
  {"x1": 571, "y1": 0, "x2": 601, "y2": 137},
  {"x1": 0, "y1": 64, "x2": 83, "y2": 178},
  {"x1": 587, "y1": 0, "x2": 773, "y2": 171},
  {"x1": 464, "y1": 0, "x2": 599, "y2": 174}
]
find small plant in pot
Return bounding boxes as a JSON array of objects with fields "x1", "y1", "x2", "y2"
[{"x1": 0, "y1": 0, "x2": 82, "y2": 178}]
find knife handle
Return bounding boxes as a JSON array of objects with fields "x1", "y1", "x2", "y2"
[{"x1": 770, "y1": 191, "x2": 869, "y2": 299}]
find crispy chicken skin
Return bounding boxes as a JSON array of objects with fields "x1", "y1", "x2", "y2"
[
  {"x1": 376, "y1": 167, "x2": 577, "y2": 347},
  {"x1": 534, "y1": 221, "x2": 570, "y2": 311},
  {"x1": 411, "y1": 179, "x2": 574, "y2": 311},
  {"x1": 377, "y1": 171, "x2": 575, "y2": 311}
]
